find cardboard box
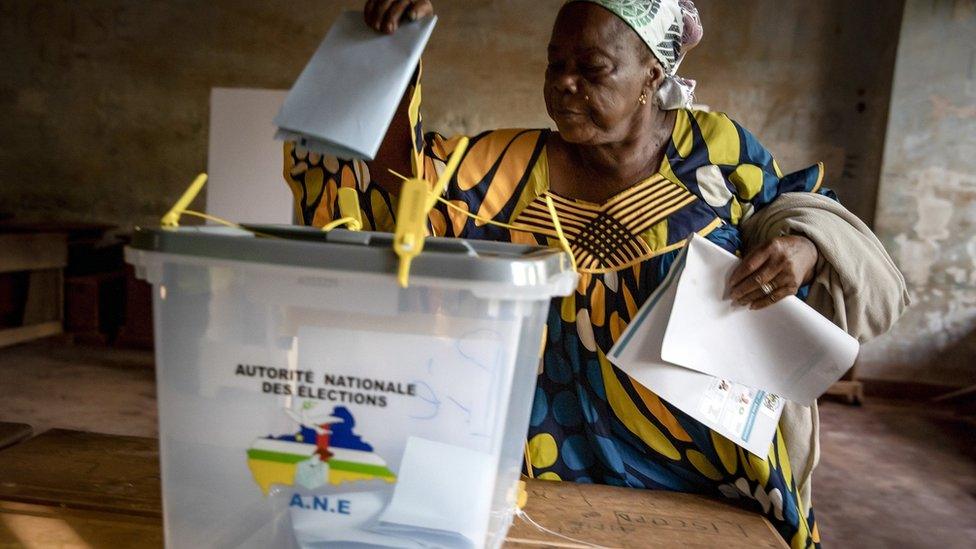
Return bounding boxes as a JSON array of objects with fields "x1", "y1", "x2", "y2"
[{"x1": 508, "y1": 478, "x2": 787, "y2": 548}]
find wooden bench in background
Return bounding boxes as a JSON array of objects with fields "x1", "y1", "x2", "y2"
[{"x1": 0, "y1": 231, "x2": 67, "y2": 349}]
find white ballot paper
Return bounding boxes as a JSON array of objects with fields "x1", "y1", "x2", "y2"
[
  {"x1": 274, "y1": 11, "x2": 437, "y2": 160},
  {"x1": 607, "y1": 252, "x2": 784, "y2": 457},
  {"x1": 660, "y1": 234, "x2": 859, "y2": 405},
  {"x1": 374, "y1": 437, "x2": 494, "y2": 548}
]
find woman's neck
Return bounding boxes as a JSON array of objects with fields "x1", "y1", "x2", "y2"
[{"x1": 552, "y1": 108, "x2": 676, "y2": 203}]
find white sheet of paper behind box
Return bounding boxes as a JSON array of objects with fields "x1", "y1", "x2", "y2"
[
  {"x1": 660, "y1": 235, "x2": 859, "y2": 405},
  {"x1": 375, "y1": 437, "x2": 494, "y2": 546},
  {"x1": 607, "y1": 253, "x2": 783, "y2": 457},
  {"x1": 297, "y1": 325, "x2": 513, "y2": 467},
  {"x1": 207, "y1": 88, "x2": 292, "y2": 225}
]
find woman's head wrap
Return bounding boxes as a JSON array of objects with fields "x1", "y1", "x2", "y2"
[{"x1": 567, "y1": 0, "x2": 702, "y2": 110}]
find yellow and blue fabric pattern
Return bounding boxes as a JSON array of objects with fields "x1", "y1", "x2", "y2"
[{"x1": 283, "y1": 87, "x2": 830, "y2": 549}]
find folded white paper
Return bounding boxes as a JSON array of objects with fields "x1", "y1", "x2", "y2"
[
  {"x1": 607, "y1": 252, "x2": 784, "y2": 457},
  {"x1": 274, "y1": 11, "x2": 437, "y2": 160},
  {"x1": 659, "y1": 235, "x2": 859, "y2": 405},
  {"x1": 374, "y1": 437, "x2": 494, "y2": 547}
]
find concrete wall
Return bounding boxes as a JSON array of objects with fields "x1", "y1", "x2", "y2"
[
  {"x1": 0, "y1": 0, "x2": 902, "y2": 229},
  {"x1": 859, "y1": 0, "x2": 976, "y2": 387}
]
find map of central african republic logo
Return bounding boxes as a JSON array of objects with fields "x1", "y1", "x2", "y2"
[{"x1": 246, "y1": 402, "x2": 396, "y2": 494}]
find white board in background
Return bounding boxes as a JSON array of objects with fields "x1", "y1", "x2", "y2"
[{"x1": 207, "y1": 88, "x2": 292, "y2": 226}]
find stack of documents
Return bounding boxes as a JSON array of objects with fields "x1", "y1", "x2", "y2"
[
  {"x1": 607, "y1": 234, "x2": 859, "y2": 457},
  {"x1": 274, "y1": 11, "x2": 437, "y2": 160}
]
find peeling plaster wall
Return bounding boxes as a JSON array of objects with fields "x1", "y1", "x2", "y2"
[
  {"x1": 859, "y1": 0, "x2": 976, "y2": 386},
  {"x1": 0, "y1": 1, "x2": 901, "y2": 229},
  {"x1": 681, "y1": 0, "x2": 903, "y2": 229}
]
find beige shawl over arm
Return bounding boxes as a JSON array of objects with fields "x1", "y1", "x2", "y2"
[{"x1": 741, "y1": 192, "x2": 910, "y2": 514}]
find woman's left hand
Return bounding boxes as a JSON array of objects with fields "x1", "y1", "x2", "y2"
[{"x1": 729, "y1": 235, "x2": 819, "y2": 310}]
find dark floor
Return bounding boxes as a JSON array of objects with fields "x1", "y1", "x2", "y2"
[
  {"x1": 1, "y1": 340, "x2": 974, "y2": 548},
  {"x1": 0, "y1": 340, "x2": 157, "y2": 438},
  {"x1": 815, "y1": 398, "x2": 976, "y2": 547}
]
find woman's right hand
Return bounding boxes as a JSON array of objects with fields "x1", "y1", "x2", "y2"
[{"x1": 364, "y1": 0, "x2": 434, "y2": 34}]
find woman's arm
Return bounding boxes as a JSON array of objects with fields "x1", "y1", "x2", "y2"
[
  {"x1": 364, "y1": 0, "x2": 435, "y2": 196},
  {"x1": 282, "y1": 2, "x2": 437, "y2": 227},
  {"x1": 370, "y1": 83, "x2": 417, "y2": 197}
]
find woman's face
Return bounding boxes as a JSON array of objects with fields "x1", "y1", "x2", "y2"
[{"x1": 544, "y1": 3, "x2": 662, "y2": 145}]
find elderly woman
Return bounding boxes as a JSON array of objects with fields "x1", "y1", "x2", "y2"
[{"x1": 283, "y1": 1, "x2": 862, "y2": 547}]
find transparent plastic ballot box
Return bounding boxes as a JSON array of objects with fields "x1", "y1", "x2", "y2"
[{"x1": 126, "y1": 225, "x2": 577, "y2": 549}]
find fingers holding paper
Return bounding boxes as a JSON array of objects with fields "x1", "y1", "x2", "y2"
[
  {"x1": 729, "y1": 235, "x2": 819, "y2": 310},
  {"x1": 365, "y1": 0, "x2": 434, "y2": 34},
  {"x1": 733, "y1": 272, "x2": 798, "y2": 309}
]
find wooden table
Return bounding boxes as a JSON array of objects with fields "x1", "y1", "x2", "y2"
[
  {"x1": 0, "y1": 501, "x2": 163, "y2": 548},
  {"x1": 0, "y1": 430, "x2": 785, "y2": 548}
]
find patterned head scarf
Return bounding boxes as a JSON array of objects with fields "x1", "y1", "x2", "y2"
[{"x1": 567, "y1": 0, "x2": 702, "y2": 109}]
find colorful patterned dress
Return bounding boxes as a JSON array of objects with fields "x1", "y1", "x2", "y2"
[{"x1": 283, "y1": 88, "x2": 830, "y2": 548}]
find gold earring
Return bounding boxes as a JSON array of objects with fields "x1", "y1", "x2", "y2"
[
  {"x1": 638, "y1": 92, "x2": 647, "y2": 105},
  {"x1": 584, "y1": 95, "x2": 590, "y2": 101}
]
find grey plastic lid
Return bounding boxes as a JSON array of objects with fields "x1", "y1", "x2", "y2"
[{"x1": 129, "y1": 225, "x2": 575, "y2": 289}]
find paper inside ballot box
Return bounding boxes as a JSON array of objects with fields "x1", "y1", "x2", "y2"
[{"x1": 505, "y1": 479, "x2": 787, "y2": 548}]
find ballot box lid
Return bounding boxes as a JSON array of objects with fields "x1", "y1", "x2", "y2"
[{"x1": 129, "y1": 225, "x2": 577, "y2": 296}]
